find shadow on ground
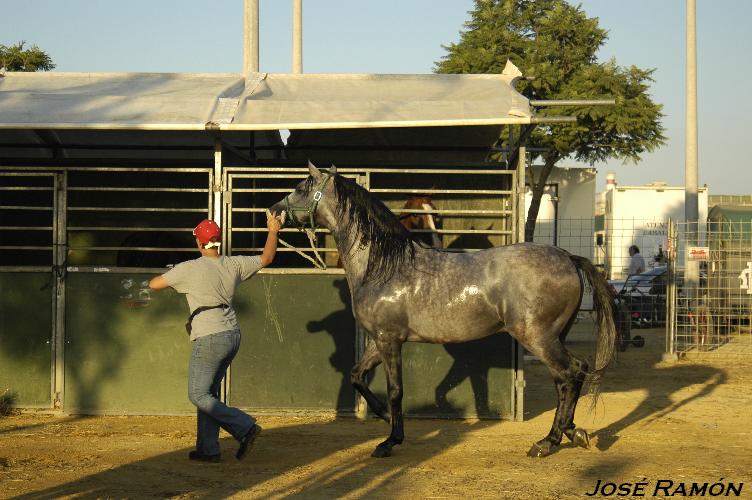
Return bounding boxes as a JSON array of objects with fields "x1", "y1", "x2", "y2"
[
  {"x1": 524, "y1": 326, "x2": 727, "y2": 453},
  {"x1": 11, "y1": 418, "x2": 498, "y2": 499}
]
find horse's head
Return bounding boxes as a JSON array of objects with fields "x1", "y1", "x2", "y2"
[
  {"x1": 400, "y1": 193, "x2": 442, "y2": 248},
  {"x1": 400, "y1": 195, "x2": 438, "y2": 231},
  {"x1": 270, "y1": 161, "x2": 337, "y2": 230}
]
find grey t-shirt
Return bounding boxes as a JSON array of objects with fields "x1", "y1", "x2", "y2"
[{"x1": 163, "y1": 255, "x2": 263, "y2": 340}]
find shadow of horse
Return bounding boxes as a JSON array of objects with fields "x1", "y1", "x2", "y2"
[
  {"x1": 432, "y1": 230, "x2": 511, "y2": 418},
  {"x1": 306, "y1": 278, "x2": 358, "y2": 413},
  {"x1": 524, "y1": 337, "x2": 728, "y2": 452}
]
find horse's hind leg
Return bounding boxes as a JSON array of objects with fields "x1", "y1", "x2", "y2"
[
  {"x1": 351, "y1": 338, "x2": 389, "y2": 422},
  {"x1": 526, "y1": 342, "x2": 589, "y2": 458},
  {"x1": 560, "y1": 353, "x2": 590, "y2": 449}
]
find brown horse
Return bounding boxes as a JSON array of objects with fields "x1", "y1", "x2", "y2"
[{"x1": 399, "y1": 194, "x2": 442, "y2": 249}]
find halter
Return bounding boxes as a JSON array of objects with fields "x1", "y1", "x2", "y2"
[{"x1": 283, "y1": 174, "x2": 333, "y2": 231}]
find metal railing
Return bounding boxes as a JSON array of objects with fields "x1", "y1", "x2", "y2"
[
  {"x1": 0, "y1": 171, "x2": 57, "y2": 270},
  {"x1": 224, "y1": 167, "x2": 517, "y2": 271},
  {"x1": 669, "y1": 220, "x2": 752, "y2": 357}
]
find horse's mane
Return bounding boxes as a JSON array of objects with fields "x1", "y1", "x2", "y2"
[{"x1": 327, "y1": 174, "x2": 417, "y2": 284}]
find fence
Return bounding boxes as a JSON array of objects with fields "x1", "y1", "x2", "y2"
[
  {"x1": 668, "y1": 220, "x2": 752, "y2": 357},
  {"x1": 224, "y1": 166, "x2": 517, "y2": 268},
  {"x1": 0, "y1": 164, "x2": 524, "y2": 417}
]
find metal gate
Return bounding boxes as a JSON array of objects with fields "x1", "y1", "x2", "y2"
[
  {"x1": 0, "y1": 171, "x2": 59, "y2": 407},
  {"x1": 224, "y1": 166, "x2": 522, "y2": 418},
  {"x1": 667, "y1": 220, "x2": 752, "y2": 357},
  {"x1": 1, "y1": 166, "x2": 215, "y2": 413},
  {"x1": 2, "y1": 163, "x2": 523, "y2": 417}
]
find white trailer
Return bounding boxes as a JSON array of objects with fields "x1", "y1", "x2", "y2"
[
  {"x1": 525, "y1": 166, "x2": 596, "y2": 259},
  {"x1": 601, "y1": 182, "x2": 709, "y2": 279}
]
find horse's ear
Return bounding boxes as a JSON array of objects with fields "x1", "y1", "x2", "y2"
[
  {"x1": 326, "y1": 164, "x2": 338, "y2": 175},
  {"x1": 307, "y1": 160, "x2": 322, "y2": 179}
]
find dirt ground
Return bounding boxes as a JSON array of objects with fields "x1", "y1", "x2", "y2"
[{"x1": 1, "y1": 327, "x2": 751, "y2": 499}]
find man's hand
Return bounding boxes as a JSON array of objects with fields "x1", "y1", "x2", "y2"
[
  {"x1": 266, "y1": 211, "x2": 282, "y2": 233},
  {"x1": 261, "y1": 212, "x2": 282, "y2": 267}
]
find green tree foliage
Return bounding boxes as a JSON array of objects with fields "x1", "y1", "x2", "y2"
[
  {"x1": 0, "y1": 41, "x2": 55, "y2": 72},
  {"x1": 436, "y1": 0, "x2": 665, "y2": 241}
]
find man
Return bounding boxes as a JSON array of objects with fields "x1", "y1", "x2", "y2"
[
  {"x1": 628, "y1": 245, "x2": 646, "y2": 276},
  {"x1": 149, "y1": 213, "x2": 281, "y2": 462}
]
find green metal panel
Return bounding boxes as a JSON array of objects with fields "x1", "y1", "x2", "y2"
[
  {"x1": 230, "y1": 275, "x2": 357, "y2": 412},
  {"x1": 370, "y1": 335, "x2": 515, "y2": 419},
  {"x1": 0, "y1": 272, "x2": 52, "y2": 407},
  {"x1": 64, "y1": 273, "x2": 193, "y2": 414}
]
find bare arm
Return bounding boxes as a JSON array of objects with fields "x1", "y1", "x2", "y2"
[
  {"x1": 260, "y1": 212, "x2": 282, "y2": 267},
  {"x1": 148, "y1": 275, "x2": 170, "y2": 290}
]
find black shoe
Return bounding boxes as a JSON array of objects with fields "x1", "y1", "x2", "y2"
[
  {"x1": 188, "y1": 450, "x2": 221, "y2": 463},
  {"x1": 236, "y1": 424, "x2": 262, "y2": 460}
]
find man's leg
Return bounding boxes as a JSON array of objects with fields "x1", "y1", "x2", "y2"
[{"x1": 188, "y1": 330, "x2": 254, "y2": 456}]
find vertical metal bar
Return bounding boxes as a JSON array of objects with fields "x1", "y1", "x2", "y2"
[
  {"x1": 213, "y1": 141, "x2": 230, "y2": 402},
  {"x1": 213, "y1": 140, "x2": 223, "y2": 225},
  {"x1": 49, "y1": 173, "x2": 58, "y2": 408},
  {"x1": 516, "y1": 146, "x2": 526, "y2": 245},
  {"x1": 292, "y1": 0, "x2": 303, "y2": 73},
  {"x1": 227, "y1": 174, "x2": 234, "y2": 257},
  {"x1": 354, "y1": 171, "x2": 370, "y2": 418},
  {"x1": 514, "y1": 144, "x2": 526, "y2": 421},
  {"x1": 52, "y1": 171, "x2": 67, "y2": 409},
  {"x1": 667, "y1": 219, "x2": 676, "y2": 355},
  {"x1": 244, "y1": 0, "x2": 260, "y2": 74}
]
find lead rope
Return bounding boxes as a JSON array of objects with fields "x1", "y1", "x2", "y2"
[{"x1": 266, "y1": 209, "x2": 327, "y2": 270}]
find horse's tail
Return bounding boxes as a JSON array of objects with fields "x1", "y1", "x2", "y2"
[{"x1": 570, "y1": 255, "x2": 617, "y2": 409}]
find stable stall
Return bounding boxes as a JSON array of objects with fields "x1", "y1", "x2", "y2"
[{"x1": 1, "y1": 68, "x2": 549, "y2": 418}]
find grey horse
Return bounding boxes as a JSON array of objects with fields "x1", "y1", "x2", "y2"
[{"x1": 271, "y1": 162, "x2": 616, "y2": 458}]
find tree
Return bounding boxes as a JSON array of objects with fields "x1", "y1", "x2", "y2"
[
  {"x1": 0, "y1": 41, "x2": 55, "y2": 72},
  {"x1": 436, "y1": 0, "x2": 665, "y2": 242}
]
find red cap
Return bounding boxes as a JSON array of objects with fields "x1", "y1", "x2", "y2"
[{"x1": 193, "y1": 219, "x2": 221, "y2": 246}]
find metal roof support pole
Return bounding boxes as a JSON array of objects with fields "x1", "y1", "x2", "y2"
[
  {"x1": 213, "y1": 139, "x2": 224, "y2": 228},
  {"x1": 213, "y1": 138, "x2": 231, "y2": 402},
  {"x1": 685, "y1": 0, "x2": 700, "y2": 304},
  {"x1": 292, "y1": 0, "x2": 303, "y2": 74},
  {"x1": 514, "y1": 143, "x2": 526, "y2": 421},
  {"x1": 244, "y1": 0, "x2": 260, "y2": 74},
  {"x1": 52, "y1": 172, "x2": 67, "y2": 410}
]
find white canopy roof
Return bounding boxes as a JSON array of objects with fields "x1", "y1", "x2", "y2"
[{"x1": 0, "y1": 69, "x2": 533, "y2": 131}]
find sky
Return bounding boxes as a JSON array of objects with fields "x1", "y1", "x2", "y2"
[{"x1": 3, "y1": 0, "x2": 751, "y2": 195}]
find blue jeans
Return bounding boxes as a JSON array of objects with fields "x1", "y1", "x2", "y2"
[{"x1": 188, "y1": 329, "x2": 255, "y2": 456}]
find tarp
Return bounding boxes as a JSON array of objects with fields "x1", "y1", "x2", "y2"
[
  {"x1": 0, "y1": 66, "x2": 533, "y2": 162},
  {"x1": 0, "y1": 72, "x2": 245, "y2": 130},
  {"x1": 0, "y1": 69, "x2": 531, "y2": 131},
  {"x1": 230, "y1": 72, "x2": 532, "y2": 131}
]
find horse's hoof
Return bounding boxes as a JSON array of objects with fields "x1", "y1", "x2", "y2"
[
  {"x1": 527, "y1": 442, "x2": 553, "y2": 458},
  {"x1": 371, "y1": 445, "x2": 392, "y2": 458},
  {"x1": 571, "y1": 428, "x2": 590, "y2": 449}
]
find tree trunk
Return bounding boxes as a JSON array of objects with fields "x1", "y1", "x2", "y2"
[{"x1": 524, "y1": 155, "x2": 559, "y2": 242}]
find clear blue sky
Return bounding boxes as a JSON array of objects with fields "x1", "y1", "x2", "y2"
[{"x1": 4, "y1": 0, "x2": 750, "y2": 195}]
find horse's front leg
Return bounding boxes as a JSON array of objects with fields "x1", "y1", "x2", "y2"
[
  {"x1": 351, "y1": 336, "x2": 389, "y2": 422},
  {"x1": 371, "y1": 338, "x2": 404, "y2": 458}
]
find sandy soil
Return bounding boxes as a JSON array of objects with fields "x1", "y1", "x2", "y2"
[{"x1": 1, "y1": 328, "x2": 751, "y2": 499}]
